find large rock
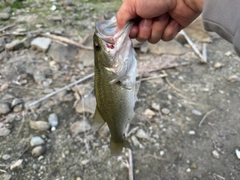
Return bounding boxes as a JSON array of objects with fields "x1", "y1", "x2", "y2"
[
  {"x1": 31, "y1": 37, "x2": 52, "y2": 52},
  {"x1": 48, "y1": 42, "x2": 78, "y2": 62},
  {"x1": 148, "y1": 40, "x2": 185, "y2": 55}
]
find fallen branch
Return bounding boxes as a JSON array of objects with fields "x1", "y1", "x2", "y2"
[
  {"x1": 41, "y1": 33, "x2": 93, "y2": 50},
  {"x1": 179, "y1": 30, "x2": 207, "y2": 63},
  {"x1": 0, "y1": 23, "x2": 16, "y2": 32},
  {"x1": 128, "y1": 149, "x2": 134, "y2": 180},
  {"x1": 198, "y1": 109, "x2": 215, "y2": 127},
  {"x1": 28, "y1": 73, "x2": 94, "y2": 107}
]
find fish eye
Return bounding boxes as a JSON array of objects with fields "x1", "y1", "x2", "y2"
[{"x1": 94, "y1": 42, "x2": 101, "y2": 51}]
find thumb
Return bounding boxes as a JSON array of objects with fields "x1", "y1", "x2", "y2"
[{"x1": 116, "y1": 1, "x2": 137, "y2": 30}]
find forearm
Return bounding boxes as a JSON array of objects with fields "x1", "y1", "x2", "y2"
[{"x1": 202, "y1": 0, "x2": 240, "y2": 55}]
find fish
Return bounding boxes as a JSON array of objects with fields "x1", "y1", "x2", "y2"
[{"x1": 93, "y1": 17, "x2": 137, "y2": 155}]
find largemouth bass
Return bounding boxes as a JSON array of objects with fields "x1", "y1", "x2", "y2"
[{"x1": 93, "y1": 17, "x2": 137, "y2": 155}]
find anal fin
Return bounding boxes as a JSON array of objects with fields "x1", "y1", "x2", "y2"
[{"x1": 92, "y1": 107, "x2": 105, "y2": 132}]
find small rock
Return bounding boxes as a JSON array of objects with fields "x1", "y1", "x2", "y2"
[
  {"x1": 167, "y1": 94, "x2": 173, "y2": 100},
  {"x1": 32, "y1": 146, "x2": 45, "y2": 157},
  {"x1": 75, "y1": 94, "x2": 96, "y2": 114},
  {"x1": 30, "y1": 136, "x2": 45, "y2": 147},
  {"x1": 70, "y1": 120, "x2": 91, "y2": 137},
  {"x1": 31, "y1": 37, "x2": 52, "y2": 52},
  {"x1": 160, "y1": 150, "x2": 165, "y2": 156},
  {"x1": 136, "y1": 129, "x2": 149, "y2": 139},
  {"x1": 235, "y1": 148, "x2": 240, "y2": 159},
  {"x1": 78, "y1": 50, "x2": 94, "y2": 67},
  {"x1": 13, "y1": 104, "x2": 23, "y2": 112},
  {"x1": 161, "y1": 108, "x2": 170, "y2": 115},
  {"x1": 33, "y1": 71, "x2": 46, "y2": 82},
  {"x1": 188, "y1": 130, "x2": 196, "y2": 135},
  {"x1": 192, "y1": 109, "x2": 202, "y2": 116},
  {"x1": 48, "y1": 42, "x2": 78, "y2": 62},
  {"x1": 0, "y1": 103, "x2": 11, "y2": 115},
  {"x1": 5, "y1": 39, "x2": 23, "y2": 51},
  {"x1": 0, "y1": 13, "x2": 10, "y2": 20},
  {"x1": 190, "y1": 162, "x2": 197, "y2": 169},
  {"x1": 225, "y1": 51, "x2": 232, "y2": 56},
  {"x1": 151, "y1": 103, "x2": 160, "y2": 111},
  {"x1": 2, "y1": 154, "x2": 11, "y2": 160},
  {"x1": 144, "y1": 109, "x2": 155, "y2": 118},
  {"x1": 0, "y1": 127, "x2": 11, "y2": 136},
  {"x1": 186, "y1": 168, "x2": 191, "y2": 173},
  {"x1": 10, "y1": 159, "x2": 23, "y2": 170},
  {"x1": 227, "y1": 75, "x2": 239, "y2": 82},
  {"x1": 11, "y1": 98, "x2": 23, "y2": 108},
  {"x1": 213, "y1": 62, "x2": 223, "y2": 69},
  {"x1": 29, "y1": 121, "x2": 50, "y2": 131},
  {"x1": 212, "y1": 150, "x2": 220, "y2": 159},
  {"x1": 81, "y1": 159, "x2": 90, "y2": 165},
  {"x1": 76, "y1": 177, "x2": 82, "y2": 180},
  {"x1": 49, "y1": 61, "x2": 61, "y2": 71},
  {"x1": 48, "y1": 113, "x2": 58, "y2": 128}
]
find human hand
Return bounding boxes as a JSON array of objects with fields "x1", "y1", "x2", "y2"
[{"x1": 117, "y1": 0, "x2": 204, "y2": 43}]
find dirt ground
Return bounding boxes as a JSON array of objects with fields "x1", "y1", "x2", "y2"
[{"x1": 1, "y1": 1, "x2": 240, "y2": 180}]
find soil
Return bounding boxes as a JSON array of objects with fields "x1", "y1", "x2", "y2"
[{"x1": 1, "y1": 1, "x2": 240, "y2": 180}]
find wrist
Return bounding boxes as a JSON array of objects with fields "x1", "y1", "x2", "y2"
[{"x1": 185, "y1": 0, "x2": 204, "y2": 12}]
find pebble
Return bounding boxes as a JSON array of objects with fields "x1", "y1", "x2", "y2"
[
  {"x1": 160, "y1": 150, "x2": 165, "y2": 156},
  {"x1": 213, "y1": 62, "x2": 223, "y2": 69},
  {"x1": 136, "y1": 129, "x2": 149, "y2": 139},
  {"x1": 227, "y1": 75, "x2": 239, "y2": 82},
  {"x1": 49, "y1": 61, "x2": 61, "y2": 71},
  {"x1": 29, "y1": 121, "x2": 50, "y2": 131},
  {"x1": 0, "y1": 103, "x2": 11, "y2": 115},
  {"x1": 11, "y1": 98, "x2": 23, "y2": 108},
  {"x1": 31, "y1": 37, "x2": 52, "y2": 52},
  {"x1": 33, "y1": 71, "x2": 46, "y2": 82},
  {"x1": 0, "y1": 13, "x2": 10, "y2": 20},
  {"x1": 48, "y1": 42, "x2": 78, "y2": 62},
  {"x1": 13, "y1": 104, "x2": 23, "y2": 112},
  {"x1": 70, "y1": 120, "x2": 91, "y2": 137},
  {"x1": 30, "y1": 136, "x2": 45, "y2": 147},
  {"x1": 48, "y1": 113, "x2": 58, "y2": 128},
  {"x1": 151, "y1": 102, "x2": 160, "y2": 111},
  {"x1": 32, "y1": 146, "x2": 45, "y2": 157},
  {"x1": 144, "y1": 109, "x2": 155, "y2": 118},
  {"x1": 212, "y1": 150, "x2": 220, "y2": 159},
  {"x1": 188, "y1": 130, "x2": 196, "y2": 135},
  {"x1": 161, "y1": 108, "x2": 170, "y2": 115},
  {"x1": 0, "y1": 127, "x2": 11, "y2": 136},
  {"x1": 5, "y1": 39, "x2": 23, "y2": 51},
  {"x1": 192, "y1": 109, "x2": 202, "y2": 116},
  {"x1": 10, "y1": 159, "x2": 23, "y2": 170},
  {"x1": 76, "y1": 177, "x2": 82, "y2": 180},
  {"x1": 235, "y1": 148, "x2": 240, "y2": 159},
  {"x1": 2, "y1": 154, "x2": 11, "y2": 160}
]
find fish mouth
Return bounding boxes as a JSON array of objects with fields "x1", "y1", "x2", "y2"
[{"x1": 95, "y1": 17, "x2": 132, "y2": 45}]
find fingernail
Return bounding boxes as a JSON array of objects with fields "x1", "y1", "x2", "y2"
[
  {"x1": 158, "y1": 13, "x2": 168, "y2": 21},
  {"x1": 142, "y1": 19, "x2": 152, "y2": 30}
]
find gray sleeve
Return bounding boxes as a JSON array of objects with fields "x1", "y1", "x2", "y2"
[{"x1": 202, "y1": 0, "x2": 240, "y2": 56}]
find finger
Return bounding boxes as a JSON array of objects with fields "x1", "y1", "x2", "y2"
[
  {"x1": 148, "y1": 13, "x2": 169, "y2": 44},
  {"x1": 136, "y1": 19, "x2": 152, "y2": 42},
  {"x1": 129, "y1": 23, "x2": 139, "y2": 39},
  {"x1": 162, "y1": 19, "x2": 181, "y2": 41},
  {"x1": 116, "y1": 0, "x2": 136, "y2": 30}
]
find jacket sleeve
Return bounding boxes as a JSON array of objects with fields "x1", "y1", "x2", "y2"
[{"x1": 202, "y1": 0, "x2": 240, "y2": 56}]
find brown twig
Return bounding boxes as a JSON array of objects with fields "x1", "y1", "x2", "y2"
[
  {"x1": 28, "y1": 73, "x2": 94, "y2": 107},
  {"x1": 40, "y1": 33, "x2": 93, "y2": 50},
  {"x1": 179, "y1": 30, "x2": 207, "y2": 63},
  {"x1": 165, "y1": 77, "x2": 182, "y2": 93},
  {"x1": 198, "y1": 109, "x2": 215, "y2": 127},
  {"x1": 0, "y1": 23, "x2": 16, "y2": 32}
]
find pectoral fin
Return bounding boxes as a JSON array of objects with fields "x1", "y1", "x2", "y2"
[{"x1": 92, "y1": 107, "x2": 105, "y2": 132}]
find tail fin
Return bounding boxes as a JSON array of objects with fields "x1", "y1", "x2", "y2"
[{"x1": 110, "y1": 138, "x2": 132, "y2": 155}]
